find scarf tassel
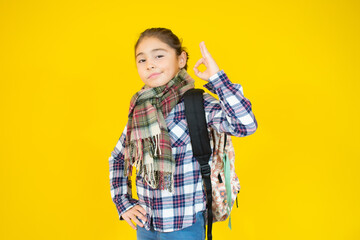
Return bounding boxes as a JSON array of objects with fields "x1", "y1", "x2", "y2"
[
  {"x1": 126, "y1": 134, "x2": 161, "y2": 175},
  {"x1": 142, "y1": 165, "x2": 174, "y2": 193},
  {"x1": 148, "y1": 134, "x2": 162, "y2": 158}
]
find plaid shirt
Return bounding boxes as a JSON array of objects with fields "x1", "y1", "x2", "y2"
[{"x1": 109, "y1": 70, "x2": 258, "y2": 232}]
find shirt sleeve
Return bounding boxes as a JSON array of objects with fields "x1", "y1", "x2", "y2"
[
  {"x1": 203, "y1": 70, "x2": 258, "y2": 137},
  {"x1": 109, "y1": 125, "x2": 139, "y2": 220}
]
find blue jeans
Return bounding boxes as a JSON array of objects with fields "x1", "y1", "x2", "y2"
[{"x1": 136, "y1": 211, "x2": 206, "y2": 240}]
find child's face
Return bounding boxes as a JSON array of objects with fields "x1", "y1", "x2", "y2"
[{"x1": 135, "y1": 37, "x2": 186, "y2": 88}]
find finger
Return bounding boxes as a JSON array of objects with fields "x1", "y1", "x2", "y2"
[
  {"x1": 199, "y1": 41, "x2": 204, "y2": 57},
  {"x1": 193, "y1": 57, "x2": 204, "y2": 69},
  {"x1": 200, "y1": 41, "x2": 211, "y2": 58},
  {"x1": 134, "y1": 205, "x2": 147, "y2": 216},
  {"x1": 193, "y1": 67, "x2": 200, "y2": 75},
  {"x1": 123, "y1": 216, "x2": 137, "y2": 230},
  {"x1": 193, "y1": 67, "x2": 205, "y2": 80},
  {"x1": 136, "y1": 211, "x2": 147, "y2": 222},
  {"x1": 131, "y1": 215, "x2": 144, "y2": 228},
  {"x1": 133, "y1": 210, "x2": 147, "y2": 222}
]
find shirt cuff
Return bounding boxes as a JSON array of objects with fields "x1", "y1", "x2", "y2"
[
  {"x1": 116, "y1": 196, "x2": 138, "y2": 220},
  {"x1": 203, "y1": 70, "x2": 230, "y2": 94}
]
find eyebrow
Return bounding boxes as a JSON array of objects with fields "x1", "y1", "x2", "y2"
[{"x1": 136, "y1": 48, "x2": 168, "y2": 58}]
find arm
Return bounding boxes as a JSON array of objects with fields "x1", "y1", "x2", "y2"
[
  {"x1": 109, "y1": 125, "x2": 138, "y2": 220},
  {"x1": 203, "y1": 70, "x2": 258, "y2": 137}
]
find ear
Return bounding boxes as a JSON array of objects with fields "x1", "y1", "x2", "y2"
[{"x1": 178, "y1": 51, "x2": 187, "y2": 69}]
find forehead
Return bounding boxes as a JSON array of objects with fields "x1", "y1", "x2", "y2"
[{"x1": 135, "y1": 37, "x2": 173, "y2": 57}]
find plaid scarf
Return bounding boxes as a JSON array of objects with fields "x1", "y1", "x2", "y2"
[{"x1": 124, "y1": 68, "x2": 195, "y2": 192}]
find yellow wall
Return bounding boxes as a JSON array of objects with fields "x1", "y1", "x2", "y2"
[{"x1": 1, "y1": 0, "x2": 359, "y2": 239}]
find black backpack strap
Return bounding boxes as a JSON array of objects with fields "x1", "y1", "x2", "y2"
[{"x1": 183, "y1": 88, "x2": 213, "y2": 240}]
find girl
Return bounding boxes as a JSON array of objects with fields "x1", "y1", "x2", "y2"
[{"x1": 109, "y1": 27, "x2": 258, "y2": 240}]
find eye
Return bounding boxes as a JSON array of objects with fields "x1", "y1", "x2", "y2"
[{"x1": 137, "y1": 55, "x2": 163, "y2": 63}]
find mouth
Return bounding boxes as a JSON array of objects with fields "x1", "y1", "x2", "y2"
[{"x1": 148, "y1": 72, "x2": 161, "y2": 79}]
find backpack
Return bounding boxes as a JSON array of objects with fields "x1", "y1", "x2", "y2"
[{"x1": 183, "y1": 88, "x2": 241, "y2": 240}]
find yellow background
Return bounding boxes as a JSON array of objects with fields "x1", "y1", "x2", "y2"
[{"x1": 1, "y1": 0, "x2": 359, "y2": 239}]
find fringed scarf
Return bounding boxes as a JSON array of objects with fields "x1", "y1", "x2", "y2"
[{"x1": 123, "y1": 68, "x2": 195, "y2": 193}]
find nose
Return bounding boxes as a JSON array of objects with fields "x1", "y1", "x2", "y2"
[{"x1": 146, "y1": 59, "x2": 155, "y2": 70}]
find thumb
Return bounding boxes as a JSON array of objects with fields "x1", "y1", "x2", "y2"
[{"x1": 193, "y1": 67, "x2": 204, "y2": 79}]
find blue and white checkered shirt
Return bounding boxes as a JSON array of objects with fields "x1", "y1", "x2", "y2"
[{"x1": 109, "y1": 70, "x2": 258, "y2": 232}]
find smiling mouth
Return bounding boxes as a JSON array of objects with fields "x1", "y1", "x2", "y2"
[{"x1": 148, "y1": 73, "x2": 161, "y2": 79}]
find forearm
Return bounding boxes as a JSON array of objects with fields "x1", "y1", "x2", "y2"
[
  {"x1": 109, "y1": 125, "x2": 139, "y2": 220},
  {"x1": 203, "y1": 70, "x2": 258, "y2": 137}
]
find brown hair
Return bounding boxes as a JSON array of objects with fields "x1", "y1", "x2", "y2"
[{"x1": 134, "y1": 28, "x2": 189, "y2": 70}]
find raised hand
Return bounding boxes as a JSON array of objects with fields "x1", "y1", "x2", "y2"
[
  {"x1": 121, "y1": 204, "x2": 147, "y2": 230},
  {"x1": 193, "y1": 41, "x2": 220, "y2": 81}
]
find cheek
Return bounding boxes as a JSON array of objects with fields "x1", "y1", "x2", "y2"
[
  {"x1": 137, "y1": 67, "x2": 145, "y2": 77},
  {"x1": 136, "y1": 70, "x2": 147, "y2": 84}
]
